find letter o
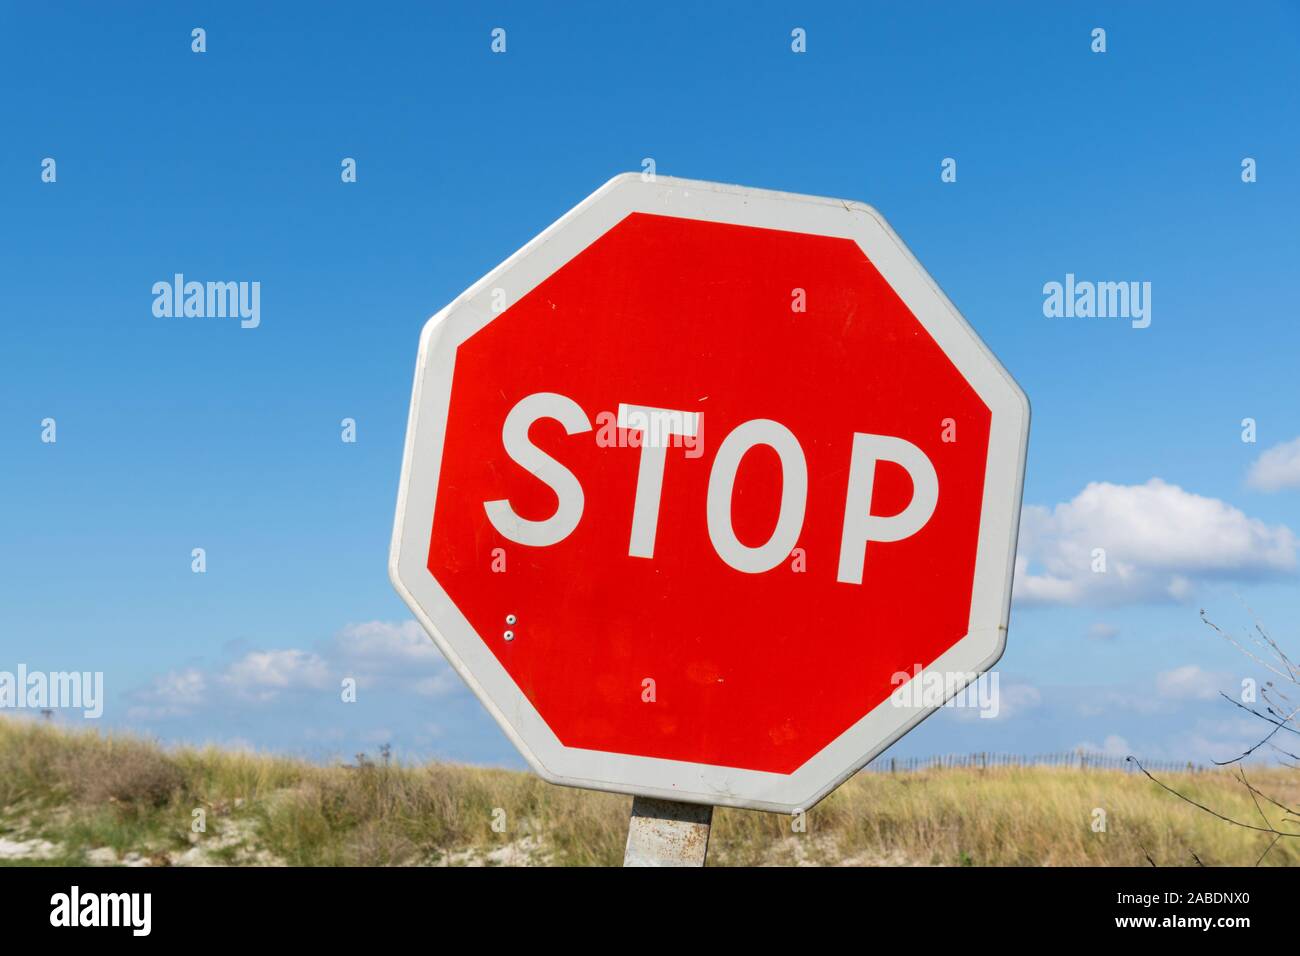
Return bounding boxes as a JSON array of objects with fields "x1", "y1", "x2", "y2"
[{"x1": 706, "y1": 419, "x2": 808, "y2": 573}]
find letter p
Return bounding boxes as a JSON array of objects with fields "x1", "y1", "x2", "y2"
[{"x1": 836, "y1": 434, "x2": 939, "y2": 585}]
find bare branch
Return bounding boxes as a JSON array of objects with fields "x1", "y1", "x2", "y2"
[
  {"x1": 1240, "y1": 598, "x2": 1300, "y2": 681},
  {"x1": 1201, "y1": 610, "x2": 1296, "y2": 685},
  {"x1": 1256, "y1": 833, "x2": 1281, "y2": 867},
  {"x1": 1215, "y1": 692, "x2": 1300, "y2": 740},
  {"x1": 1235, "y1": 766, "x2": 1300, "y2": 824},
  {"x1": 1128, "y1": 757, "x2": 1299, "y2": 838}
]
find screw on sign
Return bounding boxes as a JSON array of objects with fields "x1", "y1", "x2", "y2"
[{"x1": 390, "y1": 175, "x2": 1030, "y2": 866}]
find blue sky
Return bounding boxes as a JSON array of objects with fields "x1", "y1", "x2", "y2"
[{"x1": 2, "y1": 2, "x2": 1299, "y2": 769}]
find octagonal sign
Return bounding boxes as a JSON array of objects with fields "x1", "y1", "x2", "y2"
[{"x1": 390, "y1": 174, "x2": 1029, "y2": 812}]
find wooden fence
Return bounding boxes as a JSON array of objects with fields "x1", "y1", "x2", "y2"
[{"x1": 860, "y1": 752, "x2": 1206, "y2": 775}]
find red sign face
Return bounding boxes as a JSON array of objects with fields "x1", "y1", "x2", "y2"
[
  {"x1": 392, "y1": 176, "x2": 1027, "y2": 811},
  {"x1": 430, "y1": 211, "x2": 989, "y2": 774}
]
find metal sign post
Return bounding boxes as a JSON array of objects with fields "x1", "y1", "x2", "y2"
[{"x1": 623, "y1": 797, "x2": 713, "y2": 867}]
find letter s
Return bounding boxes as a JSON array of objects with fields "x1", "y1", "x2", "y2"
[{"x1": 484, "y1": 392, "x2": 591, "y2": 546}]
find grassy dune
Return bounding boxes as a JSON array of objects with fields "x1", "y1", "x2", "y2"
[{"x1": 1, "y1": 718, "x2": 1296, "y2": 866}]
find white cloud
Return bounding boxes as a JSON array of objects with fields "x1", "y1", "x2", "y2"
[
  {"x1": 126, "y1": 668, "x2": 207, "y2": 719},
  {"x1": 946, "y1": 677, "x2": 1041, "y2": 722},
  {"x1": 1073, "y1": 668, "x2": 1238, "y2": 718},
  {"x1": 116, "y1": 621, "x2": 506, "y2": 764},
  {"x1": 1087, "y1": 622, "x2": 1119, "y2": 641},
  {"x1": 332, "y1": 620, "x2": 458, "y2": 698},
  {"x1": 993, "y1": 681, "x2": 1042, "y2": 720},
  {"x1": 333, "y1": 620, "x2": 443, "y2": 668},
  {"x1": 1247, "y1": 436, "x2": 1300, "y2": 492},
  {"x1": 128, "y1": 620, "x2": 460, "y2": 718},
  {"x1": 1014, "y1": 478, "x2": 1296, "y2": 606},
  {"x1": 1156, "y1": 664, "x2": 1227, "y2": 702},
  {"x1": 1174, "y1": 719, "x2": 1270, "y2": 764},
  {"x1": 222, "y1": 649, "x2": 331, "y2": 700}
]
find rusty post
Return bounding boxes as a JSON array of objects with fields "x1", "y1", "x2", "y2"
[{"x1": 623, "y1": 797, "x2": 713, "y2": 867}]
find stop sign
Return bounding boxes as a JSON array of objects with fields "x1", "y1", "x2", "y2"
[{"x1": 390, "y1": 175, "x2": 1028, "y2": 812}]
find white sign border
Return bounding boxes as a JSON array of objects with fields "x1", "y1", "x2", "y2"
[{"x1": 390, "y1": 174, "x2": 1030, "y2": 813}]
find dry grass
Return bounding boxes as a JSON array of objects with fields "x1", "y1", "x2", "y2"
[
  {"x1": 2, "y1": 716, "x2": 1296, "y2": 866},
  {"x1": 715, "y1": 763, "x2": 1300, "y2": 867}
]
